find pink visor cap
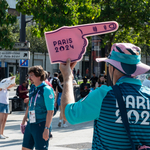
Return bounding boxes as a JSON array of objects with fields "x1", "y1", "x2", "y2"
[{"x1": 96, "y1": 43, "x2": 150, "y2": 76}]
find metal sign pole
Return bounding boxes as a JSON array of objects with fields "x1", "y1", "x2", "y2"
[
  {"x1": 19, "y1": 13, "x2": 27, "y2": 85},
  {"x1": 1, "y1": 60, "x2": 5, "y2": 80}
]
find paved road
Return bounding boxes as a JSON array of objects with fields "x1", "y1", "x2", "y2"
[
  {"x1": 1, "y1": 85, "x2": 93, "y2": 150},
  {"x1": 1, "y1": 111, "x2": 93, "y2": 150}
]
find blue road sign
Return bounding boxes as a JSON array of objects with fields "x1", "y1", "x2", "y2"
[{"x1": 19, "y1": 59, "x2": 29, "y2": 67}]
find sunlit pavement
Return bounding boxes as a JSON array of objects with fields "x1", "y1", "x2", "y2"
[{"x1": 1, "y1": 109, "x2": 93, "y2": 150}]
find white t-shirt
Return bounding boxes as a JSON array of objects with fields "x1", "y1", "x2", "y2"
[
  {"x1": 142, "y1": 79, "x2": 150, "y2": 88},
  {"x1": 0, "y1": 89, "x2": 9, "y2": 104}
]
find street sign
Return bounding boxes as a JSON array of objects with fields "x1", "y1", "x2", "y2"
[
  {"x1": 13, "y1": 42, "x2": 30, "y2": 49},
  {"x1": 0, "y1": 51, "x2": 30, "y2": 59},
  {"x1": 19, "y1": 59, "x2": 29, "y2": 67}
]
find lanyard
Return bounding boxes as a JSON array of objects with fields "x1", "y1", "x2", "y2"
[{"x1": 30, "y1": 90, "x2": 40, "y2": 107}]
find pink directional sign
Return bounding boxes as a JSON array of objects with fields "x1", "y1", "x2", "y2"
[{"x1": 45, "y1": 21, "x2": 119, "y2": 64}]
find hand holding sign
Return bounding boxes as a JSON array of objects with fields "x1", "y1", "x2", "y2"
[{"x1": 45, "y1": 21, "x2": 118, "y2": 64}]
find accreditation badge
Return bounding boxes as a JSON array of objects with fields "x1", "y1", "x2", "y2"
[{"x1": 29, "y1": 110, "x2": 36, "y2": 123}]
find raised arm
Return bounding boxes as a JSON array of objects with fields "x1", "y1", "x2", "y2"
[
  {"x1": 59, "y1": 59, "x2": 77, "y2": 121},
  {"x1": 7, "y1": 83, "x2": 16, "y2": 89},
  {"x1": 7, "y1": 76, "x2": 16, "y2": 89}
]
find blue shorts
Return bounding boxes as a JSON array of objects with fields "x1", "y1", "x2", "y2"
[
  {"x1": 0, "y1": 103, "x2": 9, "y2": 114},
  {"x1": 22, "y1": 121, "x2": 50, "y2": 150},
  {"x1": 57, "y1": 93, "x2": 62, "y2": 106}
]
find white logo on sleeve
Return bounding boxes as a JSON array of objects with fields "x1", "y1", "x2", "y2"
[{"x1": 49, "y1": 94, "x2": 53, "y2": 99}]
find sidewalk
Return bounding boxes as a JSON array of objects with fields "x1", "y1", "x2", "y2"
[{"x1": 0, "y1": 110, "x2": 93, "y2": 150}]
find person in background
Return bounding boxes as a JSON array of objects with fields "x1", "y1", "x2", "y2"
[
  {"x1": 50, "y1": 72, "x2": 59, "y2": 91},
  {"x1": 60, "y1": 43, "x2": 150, "y2": 149},
  {"x1": 24, "y1": 78, "x2": 35, "y2": 104},
  {"x1": 77, "y1": 69, "x2": 80, "y2": 79},
  {"x1": 86, "y1": 68, "x2": 89, "y2": 78},
  {"x1": 80, "y1": 76, "x2": 90, "y2": 98},
  {"x1": 44, "y1": 71, "x2": 53, "y2": 88},
  {"x1": 95, "y1": 75, "x2": 106, "y2": 88},
  {"x1": 90, "y1": 73, "x2": 98, "y2": 89},
  {"x1": 73, "y1": 68, "x2": 76, "y2": 78},
  {"x1": 18, "y1": 81, "x2": 29, "y2": 101},
  {"x1": 103, "y1": 71, "x2": 107, "y2": 84},
  {"x1": 0, "y1": 76, "x2": 16, "y2": 139},
  {"x1": 22, "y1": 65, "x2": 54, "y2": 150},
  {"x1": 142, "y1": 76, "x2": 150, "y2": 88},
  {"x1": 73, "y1": 77, "x2": 78, "y2": 85},
  {"x1": 18, "y1": 81, "x2": 29, "y2": 108},
  {"x1": 25, "y1": 75, "x2": 29, "y2": 89},
  {"x1": 58, "y1": 70, "x2": 61, "y2": 77},
  {"x1": 56, "y1": 74, "x2": 68, "y2": 128},
  {"x1": 47, "y1": 72, "x2": 52, "y2": 82}
]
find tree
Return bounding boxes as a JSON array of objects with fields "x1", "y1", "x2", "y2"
[
  {"x1": 95, "y1": 0, "x2": 150, "y2": 51},
  {"x1": 114, "y1": 26, "x2": 150, "y2": 55},
  {"x1": 26, "y1": 25, "x2": 47, "y2": 53},
  {"x1": 26, "y1": 25, "x2": 50, "y2": 67},
  {"x1": 16, "y1": 0, "x2": 101, "y2": 36},
  {"x1": 16, "y1": 0, "x2": 150, "y2": 51},
  {"x1": 0, "y1": 0, "x2": 17, "y2": 49},
  {"x1": 16, "y1": 0, "x2": 101, "y2": 73}
]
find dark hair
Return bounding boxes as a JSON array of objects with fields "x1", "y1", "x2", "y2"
[
  {"x1": 54, "y1": 72, "x2": 58, "y2": 77},
  {"x1": 82, "y1": 77, "x2": 88, "y2": 82},
  {"x1": 98, "y1": 74, "x2": 105, "y2": 84},
  {"x1": 22, "y1": 80, "x2": 27, "y2": 84},
  {"x1": 28, "y1": 65, "x2": 45, "y2": 81},
  {"x1": 58, "y1": 70, "x2": 61, "y2": 74},
  {"x1": 58, "y1": 74, "x2": 63, "y2": 83}
]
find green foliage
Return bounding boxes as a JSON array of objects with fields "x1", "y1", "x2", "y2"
[
  {"x1": 0, "y1": 0, "x2": 17, "y2": 49},
  {"x1": 26, "y1": 25, "x2": 47, "y2": 53},
  {"x1": 9, "y1": 20, "x2": 20, "y2": 44},
  {"x1": 16, "y1": 0, "x2": 150, "y2": 53},
  {"x1": 114, "y1": 27, "x2": 150, "y2": 56},
  {"x1": 139, "y1": 44, "x2": 150, "y2": 57},
  {"x1": 16, "y1": 0, "x2": 101, "y2": 36},
  {"x1": 6, "y1": 20, "x2": 48, "y2": 53},
  {"x1": 97, "y1": 0, "x2": 150, "y2": 51},
  {"x1": 15, "y1": 74, "x2": 20, "y2": 85}
]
